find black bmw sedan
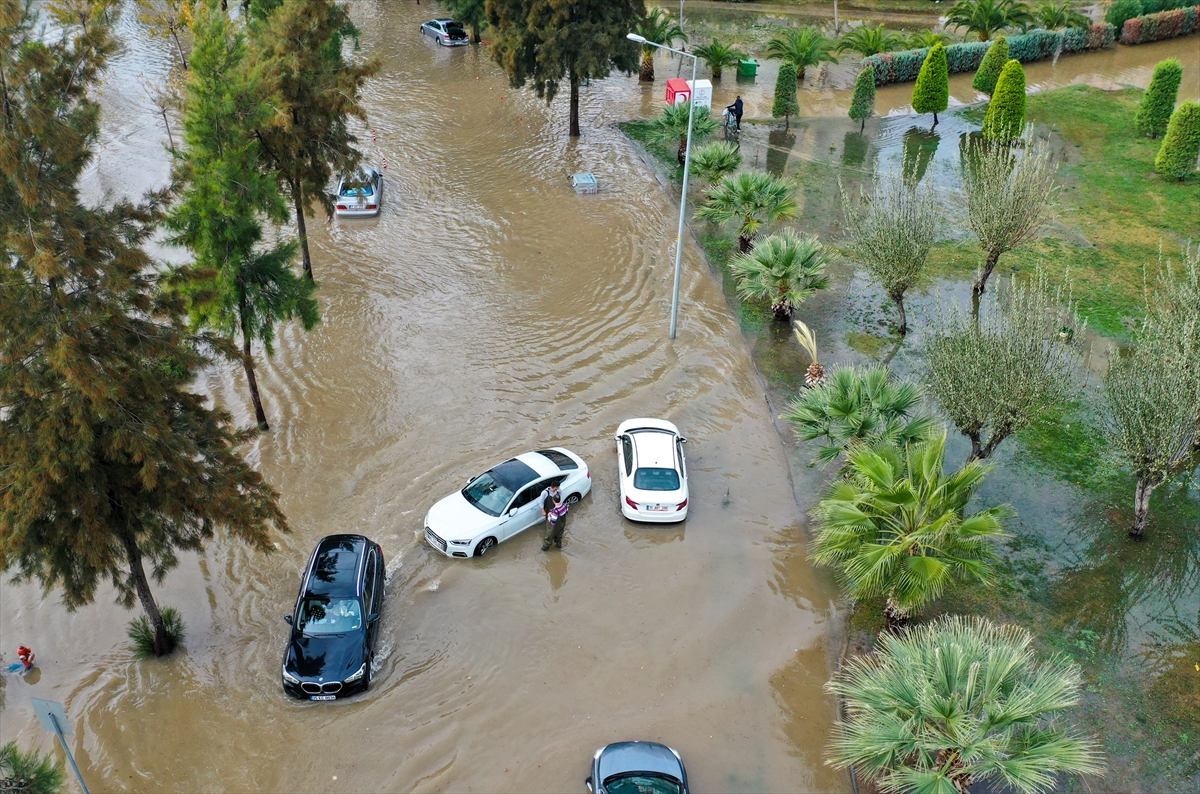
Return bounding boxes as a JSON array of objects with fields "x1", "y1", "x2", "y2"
[{"x1": 282, "y1": 534, "x2": 385, "y2": 700}]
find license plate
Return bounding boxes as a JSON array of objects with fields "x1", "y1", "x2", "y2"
[
  {"x1": 310, "y1": 694, "x2": 336, "y2": 701},
  {"x1": 648, "y1": 505, "x2": 667, "y2": 512}
]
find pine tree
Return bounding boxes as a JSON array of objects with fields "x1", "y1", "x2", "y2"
[
  {"x1": 773, "y1": 61, "x2": 801, "y2": 132},
  {"x1": 849, "y1": 65, "x2": 876, "y2": 132},
  {"x1": 167, "y1": 2, "x2": 319, "y2": 431},
  {"x1": 249, "y1": 0, "x2": 377, "y2": 280},
  {"x1": 446, "y1": 0, "x2": 487, "y2": 43},
  {"x1": 487, "y1": 0, "x2": 641, "y2": 137},
  {"x1": 1, "y1": 0, "x2": 288, "y2": 658},
  {"x1": 972, "y1": 35, "x2": 1008, "y2": 96},
  {"x1": 912, "y1": 43, "x2": 949, "y2": 126},
  {"x1": 1154, "y1": 101, "x2": 1200, "y2": 180},
  {"x1": 982, "y1": 59, "x2": 1026, "y2": 144}
]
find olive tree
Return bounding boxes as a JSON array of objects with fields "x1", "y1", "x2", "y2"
[
  {"x1": 961, "y1": 138, "x2": 1057, "y2": 295},
  {"x1": 926, "y1": 272, "x2": 1083, "y2": 463},
  {"x1": 1105, "y1": 248, "x2": 1200, "y2": 538},
  {"x1": 840, "y1": 175, "x2": 942, "y2": 335}
]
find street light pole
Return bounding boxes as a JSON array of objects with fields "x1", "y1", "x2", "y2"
[{"x1": 627, "y1": 33, "x2": 697, "y2": 340}]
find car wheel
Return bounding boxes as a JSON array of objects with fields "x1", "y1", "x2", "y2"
[
  {"x1": 475, "y1": 537, "x2": 497, "y2": 556},
  {"x1": 566, "y1": 493, "x2": 582, "y2": 505}
]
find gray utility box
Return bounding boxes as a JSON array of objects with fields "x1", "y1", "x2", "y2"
[{"x1": 571, "y1": 173, "x2": 598, "y2": 194}]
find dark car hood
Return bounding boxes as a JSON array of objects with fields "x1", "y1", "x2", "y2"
[
  {"x1": 598, "y1": 742, "x2": 684, "y2": 782},
  {"x1": 284, "y1": 634, "x2": 365, "y2": 682}
]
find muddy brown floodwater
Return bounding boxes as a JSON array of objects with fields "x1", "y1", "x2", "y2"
[{"x1": 0, "y1": 2, "x2": 847, "y2": 792}]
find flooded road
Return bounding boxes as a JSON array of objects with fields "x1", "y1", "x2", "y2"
[{"x1": 0, "y1": 2, "x2": 845, "y2": 792}]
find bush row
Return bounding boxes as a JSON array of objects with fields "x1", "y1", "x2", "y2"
[
  {"x1": 1120, "y1": 6, "x2": 1200, "y2": 44},
  {"x1": 864, "y1": 24, "x2": 1116, "y2": 87}
]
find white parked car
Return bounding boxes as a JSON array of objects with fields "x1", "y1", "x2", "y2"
[
  {"x1": 616, "y1": 419, "x2": 689, "y2": 523},
  {"x1": 334, "y1": 168, "x2": 382, "y2": 218},
  {"x1": 420, "y1": 18, "x2": 469, "y2": 46},
  {"x1": 425, "y1": 449, "x2": 591, "y2": 558}
]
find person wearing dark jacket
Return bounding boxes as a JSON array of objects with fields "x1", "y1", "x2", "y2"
[{"x1": 726, "y1": 96, "x2": 744, "y2": 129}]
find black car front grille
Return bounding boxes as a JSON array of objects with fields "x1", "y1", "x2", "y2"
[
  {"x1": 301, "y1": 681, "x2": 343, "y2": 694},
  {"x1": 425, "y1": 527, "x2": 447, "y2": 552}
]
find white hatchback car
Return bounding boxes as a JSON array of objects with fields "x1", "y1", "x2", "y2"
[
  {"x1": 424, "y1": 449, "x2": 591, "y2": 558},
  {"x1": 334, "y1": 168, "x2": 382, "y2": 218},
  {"x1": 616, "y1": 419, "x2": 689, "y2": 522}
]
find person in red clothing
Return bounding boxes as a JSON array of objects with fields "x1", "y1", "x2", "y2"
[{"x1": 17, "y1": 645, "x2": 35, "y2": 671}]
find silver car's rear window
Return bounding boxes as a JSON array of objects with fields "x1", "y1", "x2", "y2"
[{"x1": 634, "y1": 467, "x2": 680, "y2": 491}]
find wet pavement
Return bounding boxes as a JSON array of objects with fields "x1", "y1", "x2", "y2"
[{"x1": 0, "y1": 1, "x2": 845, "y2": 792}]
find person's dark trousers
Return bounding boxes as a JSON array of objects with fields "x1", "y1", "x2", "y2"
[
  {"x1": 735, "y1": 113, "x2": 742, "y2": 130},
  {"x1": 542, "y1": 515, "x2": 567, "y2": 550}
]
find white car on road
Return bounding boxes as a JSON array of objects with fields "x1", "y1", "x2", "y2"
[
  {"x1": 616, "y1": 419, "x2": 689, "y2": 522},
  {"x1": 425, "y1": 449, "x2": 591, "y2": 558}
]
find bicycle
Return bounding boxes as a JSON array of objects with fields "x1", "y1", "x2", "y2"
[{"x1": 722, "y1": 108, "x2": 740, "y2": 139}]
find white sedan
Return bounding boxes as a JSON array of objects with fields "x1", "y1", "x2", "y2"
[
  {"x1": 616, "y1": 419, "x2": 689, "y2": 522},
  {"x1": 424, "y1": 449, "x2": 591, "y2": 558},
  {"x1": 334, "y1": 168, "x2": 382, "y2": 218}
]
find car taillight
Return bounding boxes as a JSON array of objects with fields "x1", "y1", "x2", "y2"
[
  {"x1": 366, "y1": 204, "x2": 377, "y2": 210},
  {"x1": 625, "y1": 496, "x2": 639, "y2": 509},
  {"x1": 587, "y1": 471, "x2": 591, "y2": 478},
  {"x1": 336, "y1": 205, "x2": 347, "y2": 210},
  {"x1": 676, "y1": 498, "x2": 688, "y2": 511}
]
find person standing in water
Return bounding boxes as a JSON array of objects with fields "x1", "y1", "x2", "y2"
[{"x1": 541, "y1": 489, "x2": 569, "y2": 551}]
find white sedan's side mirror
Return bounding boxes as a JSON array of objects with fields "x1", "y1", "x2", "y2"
[
  {"x1": 680, "y1": 437, "x2": 688, "y2": 443},
  {"x1": 507, "y1": 508, "x2": 517, "y2": 517}
]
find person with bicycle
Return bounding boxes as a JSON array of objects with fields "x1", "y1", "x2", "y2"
[{"x1": 725, "y1": 96, "x2": 743, "y2": 131}]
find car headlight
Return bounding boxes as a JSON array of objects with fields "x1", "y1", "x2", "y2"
[
  {"x1": 344, "y1": 662, "x2": 367, "y2": 684},
  {"x1": 282, "y1": 665, "x2": 300, "y2": 685},
  {"x1": 448, "y1": 539, "x2": 471, "y2": 546}
]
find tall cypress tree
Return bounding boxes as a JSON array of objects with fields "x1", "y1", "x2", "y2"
[
  {"x1": 486, "y1": 0, "x2": 641, "y2": 138},
  {"x1": 912, "y1": 43, "x2": 949, "y2": 127},
  {"x1": 773, "y1": 61, "x2": 801, "y2": 132},
  {"x1": 248, "y1": 0, "x2": 377, "y2": 280},
  {"x1": 849, "y1": 64, "x2": 876, "y2": 132},
  {"x1": 1, "y1": 0, "x2": 288, "y2": 658},
  {"x1": 982, "y1": 59, "x2": 1027, "y2": 144},
  {"x1": 972, "y1": 36, "x2": 1008, "y2": 96},
  {"x1": 1136, "y1": 58, "x2": 1183, "y2": 139},
  {"x1": 168, "y1": 2, "x2": 319, "y2": 431}
]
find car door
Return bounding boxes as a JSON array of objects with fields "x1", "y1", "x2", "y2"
[
  {"x1": 500, "y1": 483, "x2": 543, "y2": 540},
  {"x1": 618, "y1": 434, "x2": 635, "y2": 495}
]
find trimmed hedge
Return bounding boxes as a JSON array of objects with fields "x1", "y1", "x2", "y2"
[
  {"x1": 1107, "y1": 0, "x2": 1147, "y2": 29},
  {"x1": 865, "y1": 24, "x2": 1116, "y2": 86},
  {"x1": 1120, "y1": 6, "x2": 1200, "y2": 44},
  {"x1": 1155, "y1": 101, "x2": 1200, "y2": 179},
  {"x1": 1136, "y1": 58, "x2": 1184, "y2": 137}
]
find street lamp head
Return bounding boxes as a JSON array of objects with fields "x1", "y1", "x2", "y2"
[{"x1": 626, "y1": 33, "x2": 647, "y2": 43}]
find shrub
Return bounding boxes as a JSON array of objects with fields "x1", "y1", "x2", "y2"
[
  {"x1": 912, "y1": 43, "x2": 949, "y2": 122},
  {"x1": 863, "y1": 25, "x2": 1114, "y2": 86},
  {"x1": 128, "y1": 607, "x2": 185, "y2": 659},
  {"x1": 1137, "y1": 58, "x2": 1184, "y2": 137},
  {"x1": 982, "y1": 59, "x2": 1027, "y2": 143},
  {"x1": 849, "y1": 65, "x2": 876, "y2": 130},
  {"x1": 973, "y1": 36, "x2": 1008, "y2": 95},
  {"x1": 0, "y1": 742, "x2": 65, "y2": 794},
  {"x1": 1155, "y1": 101, "x2": 1200, "y2": 180},
  {"x1": 1107, "y1": 0, "x2": 1144, "y2": 29},
  {"x1": 1120, "y1": 5, "x2": 1200, "y2": 43},
  {"x1": 772, "y1": 61, "x2": 800, "y2": 130}
]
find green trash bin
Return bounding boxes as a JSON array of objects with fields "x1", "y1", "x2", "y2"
[{"x1": 737, "y1": 59, "x2": 758, "y2": 78}]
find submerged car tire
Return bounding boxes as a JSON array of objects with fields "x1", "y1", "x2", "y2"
[
  {"x1": 566, "y1": 493, "x2": 582, "y2": 505},
  {"x1": 475, "y1": 537, "x2": 497, "y2": 556}
]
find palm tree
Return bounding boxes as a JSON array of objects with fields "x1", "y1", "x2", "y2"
[
  {"x1": 634, "y1": 7, "x2": 686, "y2": 82},
  {"x1": 1032, "y1": 1, "x2": 1093, "y2": 29},
  {"x1": 826, "y1": 616, "x2": 1105, "y2": 794},
  {"x1": 907, "y1": 29, "x2": 953, "y2": 49},
  {"x1": 783, "y1": 367, "x2": 937, "y2": 467},
  {"x1": 692, "y1": 38, "x2": 744, "y2": 79},
  {"x1": 946, "y1": 0, "x2": 1033, "y2": 41},
  {"x1": 694, "y1": 171, "x2": 799, "y2": 253},
  {"x1": 810, "y1": 432, "x2": 1012, "y2": 628},
  {"x1": 728, "y1": 230, "x2": 831, "y2": 320},
  {"x1": 765, "y1": 27, "x2": 838, "y2": 80},
  {"x1": 793, "y1": 319, "x2": 826, "y2": 387},
  {"x1": 644, "y1": 102, "x2": 719, "y2": 167},
  {"x1": 835, "y1": 24, "x2": 907, "y2": 57},
  {"x1": 690, "y1": 140, "x2": 741, "y2": 185}
]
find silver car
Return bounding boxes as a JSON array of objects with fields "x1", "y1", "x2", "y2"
[
  {"x1": 420, "y1": 18, "x2": 468, "y2": 46},
  {"x1": 587, "y1": 742, "x2": 688, "y2": 794},
  {"x1": 334, "y1": 168, "x2": 382, "y2": 218}
]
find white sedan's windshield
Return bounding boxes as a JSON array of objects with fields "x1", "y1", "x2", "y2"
[{"x1": 463, "y1": 472, "x2": 514, "y2": 516}]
